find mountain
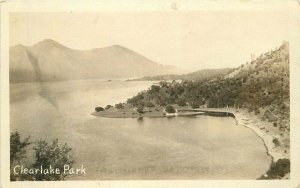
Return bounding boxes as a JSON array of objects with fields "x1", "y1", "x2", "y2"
[
  {"x1": 131, "y1": 68, "x2": 234, "y2": 81},
  {"x1": 9, "y1": 39, "x2": 186, "y2": 83}
]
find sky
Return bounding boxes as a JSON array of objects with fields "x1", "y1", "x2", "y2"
[{"x1": 9, "y1": 7, "x2": 292, "y2": 71}]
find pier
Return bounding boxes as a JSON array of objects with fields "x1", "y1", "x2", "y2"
[{"x1": 179, "y1": 108, "x2": 236, "y2": 117}]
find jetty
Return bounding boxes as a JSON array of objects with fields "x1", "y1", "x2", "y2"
[{"x1": 179, "y1": 108, "x2": 235, "y2": 117}]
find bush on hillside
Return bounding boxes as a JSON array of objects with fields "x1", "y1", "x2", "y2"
[
  {"x1": 95, "y1": 107, "x2": 104, "y2": 112},
  {"x1": 165, "y1": 105, "x2": 176, "y2": 113}
]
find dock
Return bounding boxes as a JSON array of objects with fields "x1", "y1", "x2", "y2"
[{"x1": 179, "y1": 108, "x2": 235, "y2": 117}]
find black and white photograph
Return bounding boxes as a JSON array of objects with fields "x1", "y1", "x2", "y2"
[{"x1": 1, "y1": 0, "x2": 300, "y2": 188}]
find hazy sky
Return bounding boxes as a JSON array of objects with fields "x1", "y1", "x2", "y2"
[{"x1": 10, "y1": 9, "x2": 291, "y2": 71}]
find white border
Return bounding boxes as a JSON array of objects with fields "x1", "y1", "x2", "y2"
[{"x1": 1, "y1": 1, "x2": 300, "y2": 188}]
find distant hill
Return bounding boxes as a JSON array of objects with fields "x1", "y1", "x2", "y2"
[
  {"x1": 131, "y1": 68, "x2": 233, "y2": 81},
  {"x1": 9, "y1": 39, "x2": 186, "y2": 83}
]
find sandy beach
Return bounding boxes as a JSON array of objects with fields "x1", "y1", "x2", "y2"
[{"x1": 232, "y1": 109, "x2": 290, "y2": 163}]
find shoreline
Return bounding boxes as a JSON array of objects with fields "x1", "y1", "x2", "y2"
[
  {"x1": 231, "y1": 108, "x2": 290, "y2": 179},
  {"x1": 232, "y1": 109, "x2": 289, "y2": 162}
]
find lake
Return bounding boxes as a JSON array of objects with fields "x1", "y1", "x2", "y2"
[{"x1": 10, "y1": 80, "x2": 272, "y2": 180}]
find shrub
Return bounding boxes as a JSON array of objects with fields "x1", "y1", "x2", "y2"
[
  {"x1": 95, "y1": 107, "x2": 104, "y2": 112},
  {"x1": 254, "y1": 108, "x2": 260, "y2": 115},
  {"x1": 176, "y1": 99, "x2": 186, "y2": 106},
  {"x1": 115, "y1": 103, "x2": 124, "y2": 109},
  {"x1": 248, "y1": 107, "x2": 253, "y2": 113},
  {"x1": 273, "y1": 138, "x2": 280, "y2": 147},
  {"x1": 145, "y1": 102, "x2": 155, "y2": 108},
  {"x1": 191, "y1": 102, "x2": 200, "y2": 109},
  {"x1": 105, "y1": 105, "x2": 113, "y2": 110},
  {"x1": 137, "y1": 106, "x2": 144, "y2": 114},
  {"x1": 259, "y1": 159, "x2": 290, "y2": 179},
  {"x1": 165, "y1": 105, "x2": 176, "y2": 113}
]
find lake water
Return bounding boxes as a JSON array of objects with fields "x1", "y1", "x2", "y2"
[{"x1": 10, "y1": 80, "x2": 272, "y2": 180}]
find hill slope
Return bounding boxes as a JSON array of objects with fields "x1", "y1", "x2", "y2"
[
  {"x1": 9, "y1": 39, "x2": 185, "y2": 82},
  {"x1": 126, "y1": 42, "x2": 290, "y2": 130},
  {"x1": 132, "y1": 68, "x2": 233, "y2": 81}
]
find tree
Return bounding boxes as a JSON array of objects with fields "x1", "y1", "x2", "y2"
[
  {"x1": 115, "y1": 103, "x2": 124, "y2": 109},
  {"x1": 105, "y1": 105, "x2": 113, "y2": 110},
  {"x1": 32, "y1": 139, "x2": 74, "y2": 181},
  {"x1": 165, "y1": 105, "x2": 176, "y2": 113},
  {"x1": 176, "y1": 98, "x2": 186, "y2": 106},
  {"x1": 137, "y1": 106, "x2": 144, "y2": 114},
  {"x1": 95, "y1": 107, "x2": 104, "y2": 112},
  {"x1": 150, "y1": 85, "x2": 160, "y2": 93},
  {"x1": 145, "y1": 102, "x2": 155, "y2": 108},
  {"x1": 10, "y1": 132, "x2": 74, "y2": 181},
  {"x1": 259, "y1": 159, "x2": 290, "y2": 179},
  {"x1": 191, "y1": 102, "x2": 200, "y2": 109},
  {"x1": 10, "y1": 132, "x2": 30, "y2": 165},
  {"x1": 10, "y1": 132, "x2": 31, "y2": 181}
]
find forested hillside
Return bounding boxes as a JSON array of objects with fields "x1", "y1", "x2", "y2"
[{"x1": 126, "y1": 42, "x2": 290, "y2": 131}]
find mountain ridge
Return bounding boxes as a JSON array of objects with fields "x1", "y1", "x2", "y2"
[
  {"x1": 10, "y1": 39, "x2": 186, "y2": 83},
  {"x1": 131, "y1": 68, "x2": 234, "y2": 81}
]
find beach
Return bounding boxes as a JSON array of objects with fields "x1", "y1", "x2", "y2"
[
  {"x1": 233, "y1": 109, "x2": 290, "y2": 162},
  {"x1": 232, "y1": 108, "x2": 290, "y2": 179}
]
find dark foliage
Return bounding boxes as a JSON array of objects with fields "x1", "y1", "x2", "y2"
[
  {"x1": 10, "y1": 132, "x2": 74, "y2": 181},
  {"x1": 115, "y1": 103, "x2": 124, "y2": 109},
  {"x1": 32, "y1": 139, "x2": 74, "y2": 180},
  {"x1": 10, "y1": 132, "x2": 31, "y2": 181},
  {"x1": 259, "y1": 159, "x2": 290, "y2": 179},
  {"x1": 273, "y1": 138, "x2": 280, "y2": 147},
  {"x1": 137, "y1": 106, "x2": 144, "y2": 114},
  {"x1": 105, "y1": 105, "x2": 113, "y2": 110},
  {"x1": 165, "y1": 105, "x2": 176, "y2": 113},
  {"x1": 95, "y1": 107, "x2": 104, "y2": 112}
]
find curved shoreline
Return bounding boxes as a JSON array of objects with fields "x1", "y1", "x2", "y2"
[
  {"x1": 199, "y1": 108, "x2": 290, "y2": 179},
  {"x1": 232, "y1": 112, "x2": 274, "y2": 161},
  {"x1": 232, "y1": 109, "x2": 289, "y2": 162},
  {"x1": 232, "y1": 112, "x2": 274, "y2": 178},
  {"x1": 231, "y1": 109, "x2": 290, "y2": 179}
]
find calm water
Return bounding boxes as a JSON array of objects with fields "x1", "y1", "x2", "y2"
[{"x1": 10, "y1": 80, "x2": 271, "y2": 180}]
